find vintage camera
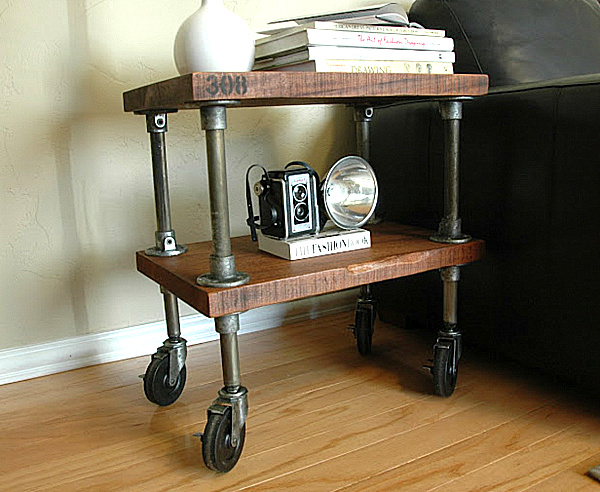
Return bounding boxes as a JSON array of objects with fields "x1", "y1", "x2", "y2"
[
  {"x1": 246, "y1": 162, "x2": 322, "y2": 240},
  {"x1": 246, "y1": 156, "x2": 378, "y2": 242}
]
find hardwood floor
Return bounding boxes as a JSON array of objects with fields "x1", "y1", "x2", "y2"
[{"x1": 1, "y1": 309, "x2": 599, "y2": 491}]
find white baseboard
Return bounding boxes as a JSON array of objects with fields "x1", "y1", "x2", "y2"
[{"x1": 0, "y1": 290, "x2": 357, "y2": 386}]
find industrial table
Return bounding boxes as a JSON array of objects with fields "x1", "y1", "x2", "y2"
[{"x1": 123, "y1": 71, "x2": 488, "y2": 472}]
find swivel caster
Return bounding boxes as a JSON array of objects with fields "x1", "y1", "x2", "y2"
[
  {"x1": 143, "y1": 353, "x2": 187, "y2": 406},
  {"x1": 202, "y1": 406, "x2": 246, "y2": 473},
  {"x1": 353, "y1": 301, "x2": 376, "y2": 355},
  {"x1": 431, "y1": 334, "x2": 461, "y2": 397},
  {"x1": 202, "y1": 386, "x2": 248, "y2": 473}
]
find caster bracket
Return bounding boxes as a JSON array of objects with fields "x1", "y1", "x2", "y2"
[
  {"x1": 156, "y1": 338, "x2": 187, "y2": 386},
  {"x1": 433, "y1": 331, "x2": 462, "y2": 374},
  {"x1": 208, "y1": 386, "x2": 248, "y2": 447}
]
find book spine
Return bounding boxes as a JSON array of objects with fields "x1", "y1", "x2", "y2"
[
  {"x1": 255, "y1": 30, "x2": 454, "y2": 58},
  {"x1": 289, "y1": 231, "x2": 371, "y2": 260},
  {"x1": 253, "y1": 48, "x2": 456, "y2": 71},
  {"x1": 308, "y1": 30, "x2": 454, "y2": 51},
  {"x1": 257, "y1": 229, "x2": 371, "y2": 260},
  {"x1": 313, "y1": 21, "x2": 445, "y2": 37},
  {"x1": 279, "y1": 60, "x2": 454, "y2": 74}
]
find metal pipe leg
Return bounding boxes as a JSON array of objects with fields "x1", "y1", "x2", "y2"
[
  {"x1": 354, "y1": 105, "x2": 373, "y2": 161},
  {"x1": 441, "y1": 266, "x2": 459, "y2": 334},
  {"x1": 141, "y1": 113, "x2": 187, "y2": 405},
  {"x1": 352, "y1": 106, "x2": 378, "y2": 354},
  {"x1": 144, "y1": 112, "x2": 187, "y2": 389},
  {"x1": 197, "y1": 105, "x2": 249, "y2": 288},
  {"x1": 430, "y1": 266, "x2": 462, "y2": 396},
  {"x1": 145, "y1": 112, "x2": 187, "y2": 257},
  {"x1": 431, "y1": 100, "x2": 471, "y2": 244},
  {"x1": 161, "y1": 288, "x2": 186, "y2": 386},
  {"x1": 355, "y1": 105, "x2": 375, "y2": 304},
  {"x1": 209, "y1": 314, "x2": 248, "y2": 447},
  {"x1": 195, "y1": 106, "x2": 248, "y2": 454},
  {"x1": 439, "y1": 265, "x2": 462, "y2": 357}
]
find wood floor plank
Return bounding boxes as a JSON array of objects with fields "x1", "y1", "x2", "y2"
[
  {"x1": 523, "y1": 450, "x2": 600, "y2": 491},
  {"x1": 335, "y1": 402, "x2": 576, "y2": 492},
  {"x1": 524, "y1": 471, "x2": 599, "y2": 492},
  {"x1": 428, "y1": 420, "x2": 600, "y2": 492}
]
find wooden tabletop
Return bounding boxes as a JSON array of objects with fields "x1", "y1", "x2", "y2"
[
  {"x1": 123, "y1": 72, "x2": 489, "y2": 112},
  {"x1": 136, "y1": 222, "x2": 485, "y2": 318}
]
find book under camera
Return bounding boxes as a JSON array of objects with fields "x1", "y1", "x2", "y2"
[{"x1": 257, "y1": 227, "x2": 372, "y2": 260}]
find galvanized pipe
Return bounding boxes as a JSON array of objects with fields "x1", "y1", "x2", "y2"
[
  {"x1": 355, "y1": 106, "x2": 375, "y2": 300},
  {"x1": 215, "y1": 314, "x2": 242, "y2": 391},
  {"x1": 146, "y1": 113, "x2": 173, "y2": 233},
  {"x1": 431, "y1": 100, "x2": 470, "y2": 243},
  {"x1": 149, "y1": 131, "x2": 173, "y2": 233},
  {"x1": 163, "y1": 289, "x2": 182, "y2": 340},
  {"x1": 440, "y1": 266, "x2": 460, "y2": 331},
  {"x1": 354, "y1": 106, "x2": 373, "y2": 162},
  {"x1": 197, "y1": 105, "x2": 249, "y2": 287},
  {"x1": 442, "y1": 279, "x2": 458, "y2": 328},
  {"x1": 202, "y1": 106, "x2": 233, "y2": 262},
  {"x1": 443, "y1": 117, "x2": 460, "y2": 227},
  {"x1": 145, "y1": 113, "x2": 187, "y2": 256}
]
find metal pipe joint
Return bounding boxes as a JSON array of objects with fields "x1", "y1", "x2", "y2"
[
  {"x1": 439, "y1": 99, "x2": 463, "y2": 121},
  {"x1": 201, "y1": 105, "x2": 227, "y2": 131},
  {"x1": 440, "y1": 265, "x2": 461, "y2": 283},
  {"x1": 146, "y1": 112, "x2": 169, "y2": 133}
]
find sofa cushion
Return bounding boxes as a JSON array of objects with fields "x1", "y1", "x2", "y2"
[{"x1": 409, "y1": 0, "x2": 600, "y2": 87}]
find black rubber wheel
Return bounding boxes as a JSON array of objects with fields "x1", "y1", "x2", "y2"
[
  {"x1": 202, "y1": 406, "x2": 246, "y2": 473},
  {"x1": 432, "y1": 343, "x2": 457, "y2": 397},
  {"x1": 143, "y1": 355, "x2": 186, "y2": 406},
  {"x1": 355, "y1": 307, "x2": 374, "y2": 355}
]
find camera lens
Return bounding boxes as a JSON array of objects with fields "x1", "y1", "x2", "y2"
[
  {"x1": 294, "y1": 203, "x2": 309, "y2": 222},
  {"x1": 292, "y1": 184, "x2": 308, "y2": 202}
]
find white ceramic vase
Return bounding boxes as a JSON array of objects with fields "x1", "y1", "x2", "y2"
[{"x1": 173, "y1": 0, "x2": 255, "y2": 74}]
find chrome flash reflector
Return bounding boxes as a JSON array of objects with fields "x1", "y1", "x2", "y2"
[{"x1": 322, "y1": 156, "x2": 378, "y2": 229}]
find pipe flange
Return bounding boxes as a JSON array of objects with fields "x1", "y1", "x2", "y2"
[
  {"x1": 196, "y1": 271, "x2": 250, "y2": 288},
  {"x1": 429, "y1": 233, "x2": 472, "y2": 244}
]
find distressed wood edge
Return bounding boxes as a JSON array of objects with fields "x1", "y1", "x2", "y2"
[
  {"x1": 123, "y1": 72, "x2": 489, "y2": 113},
  {"x1": 136, "y1": 237, "x2": 485, "y2": 318}
]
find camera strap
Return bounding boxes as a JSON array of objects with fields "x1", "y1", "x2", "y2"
[{"x1": 245, "y1": 164, "x2": 270, "y2": 242}]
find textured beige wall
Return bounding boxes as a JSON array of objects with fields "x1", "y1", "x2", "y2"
[{"x1": 0, "y1": 0, "x2": 414, "y2": 350}]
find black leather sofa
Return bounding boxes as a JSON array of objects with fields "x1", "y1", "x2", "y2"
[{"x1": 371, "y1": 0, "x2": 600, "y2": 391}]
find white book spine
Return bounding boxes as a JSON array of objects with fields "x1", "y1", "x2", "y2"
[
  {"x1": 255, "y1": 29, "x2": 455, "y2": 59},
  {"x1": 273, "y1": 59, "x2": 454, "y2": 74},
  {"x1": 307, "y1": 30, "x2": 454, "y2": 51},
  {"x1": 257, "y1": 21, "x2": 445, "y2": 38},
  {"x1": 253, "y1": 47, "x2": 456, "y2": 70},
  {"x1": 258, "y1": 229, "x2": 371, "y2": 260}
]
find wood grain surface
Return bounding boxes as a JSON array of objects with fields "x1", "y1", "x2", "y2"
[
  {"x1": 136, "y1": 223, "x2": 485, "y2": 318},
  {"x1": 123, "y1": 72, "x2": 489, "y2": 112}
]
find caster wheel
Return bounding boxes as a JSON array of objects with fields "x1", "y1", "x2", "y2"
[
  {"x1": 143, "y1": 355, "x2": 186, "y2": 406},
  {"x1": 432, "y1": 342, "x2": 457, "y2": 397},
  {"x1": 202, "y1": 406, "x2": 246, "y2": 473},
  {"x1": 354, "y1": 305, "x2": 375, "y2": 355}
]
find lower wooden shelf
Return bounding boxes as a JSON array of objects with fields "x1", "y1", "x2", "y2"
[{"x1": 136, "y1": 222, "x2": 485, "y2": 318}]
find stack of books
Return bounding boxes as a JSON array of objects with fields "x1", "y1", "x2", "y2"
[{"x1": 253, "y1": 4, "x2": 454, "y2": 74}]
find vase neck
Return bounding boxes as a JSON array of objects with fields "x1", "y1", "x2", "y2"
[{"x1": 201, "y1": 0, "x2": 224, "y2": 7}]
